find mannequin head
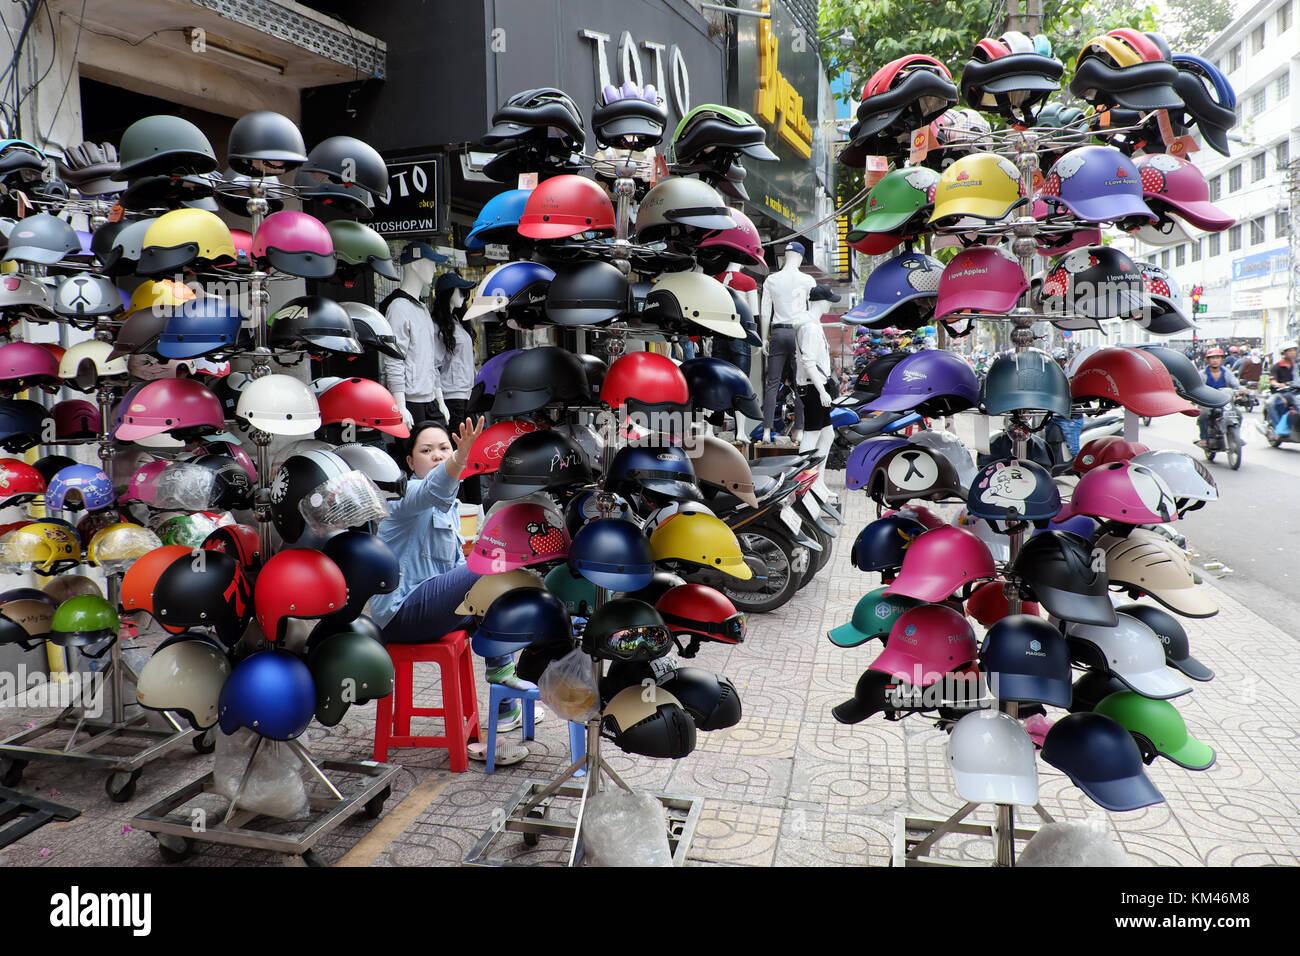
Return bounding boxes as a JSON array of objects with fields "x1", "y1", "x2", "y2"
[
  {"x1": 399, "y1": 241, "x2": 447, "y2": 292},
  {"x1": 807, "y1": 283, "x2": 841, "y2": 322},
  {"x1": 782, "y1": 240, "x2": 807, "y2": 271}
]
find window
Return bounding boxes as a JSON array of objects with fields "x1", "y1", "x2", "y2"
[
  {"x1": 1277, "y1": 139, "x2": 1291, "y2": 169},
  {"x1": 1250, "y1": 217, "x2": 1266, "y2": 244},
  {"x1": 1229, "y1": 44, "x2": 1242, "y2": 72},
  {"x1": 1209, "y1": 233, "x2": 1221, "y2": 257},
  {"x1": 1251, "y1": 89, "x2": 1266, "y2": 116},
  {"x1": 1176, "y1": 244, "x2": 1186, "y2": 267},
  {"x1": 1191, "y1": 239, "x2": 1202, "y2": 262},
  {"x1": 1209, "y1": 175, "x2": 1222, "y2": 201},
  {"x1": 1279, "y1": 210, "x2": 1291, "y2": 237},
  {"x1": 1160, "y1": 249, "x2": 1171, "y2": 268},
  {"x1": 1281, "y1": 2, "x2": 1293, "y2": 32},
  {"x1": 1229, "y1": 164, "x2": 1242, "y2": 191},
  {"x1": 1279, "y1": 72, "x2": 1291, "y2": 101},
  {"x1": 1252, "y1": 24, "x2": 1266, "y2": 52},
  {"x1": 1229, "y1": 224, "x2": 1242, "y2": 251},
  {"x1": 1252, "y1": 152, "x2": 1267, "y2": 181}
]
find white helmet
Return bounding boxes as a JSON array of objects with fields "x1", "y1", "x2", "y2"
[
  {"x1": 58, "y1": 338, "x2": 128, "y2": 390},
  {"x1": 1281, "y1": 341, "x2": 1298, "y2": 354},
  {"x1": 236, "y1": 373, "x2": 321, "y2": 435},
  {"x1": 954, "y1": 508, "x2": 1009, "y2": 563},
  {"x1": 909, "y1": 429, "x2": 977, "y2": 487},
  {"x1": 643, "y1": 271, "x2": 745, "y2": 339},
  {"x1": 1129, "y1": 450, "x2": 1217, "y2": 513},
  {"x1": 947, "y1": 709, "x2": 1039, "y2": 806},
  {"x1": 1064, "y1": 612, "x2": 1192, "y2": 700},
  {"x1": 0, "y1": 273, "x2": 54, "y2": 311},
  {"x1": 271, "y1": 438, "x2": 336, "y2": 479},
  {"x1": 136, "y1": 638, "x2": 231, "y2": 730}
]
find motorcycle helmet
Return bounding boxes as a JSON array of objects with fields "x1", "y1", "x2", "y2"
[
  {"x1": 0, "y1": 521, "x2": 82, "y2": 575},
  {"x1": 299, "y1": 134, "x2": 389, "y2": 200},
  {"x1": 689, "y1": 433, "x2": 757, "y2": 507},
  {"x1": 185, "y1": 455, "x2": 254, "y2": 511},
  {"x1": 464, "y1": 261, "x2": 555, "y2": 322},
  {"x1": 49, "y1": 594, "x2": 119, "y2": 648},
  {"x1": 981, "y1": 348, "x2": 1071, "y2": 416},
  {"x1": 153, "y1": 549, "x2": 252, "y2": 646},
  {"x1": 1118, "y1": 602, "x2": 1213, "y2": 681},
  {"x1": 466, "y1": 188, "x2": 531, "y2": 248},
  {"x1": 1169, "y1": 54, "x2": 1237, "y2": 154},
  {"x1": 0, "y1": 342, "x2": 59, "y2": 393},
  {"x1": 120, "y1": 544, "x2": 189, "y2": 624},
  {"x1": 467, "y1": 348, "x2": 520, "y2": 413},
  {"x1": 491, "y1": 430, "x2": 593, "y2": 499},
  {"x1": 1041, "y1": 711, "x2": 1164, "y2": 810},
  {"x1": 0, "y1": 458, "x2": 45, "y2": 507},
  {"x1": 1072, "y1": 436, "x2": 1151, "y2": 474},
  {"x1": 1070, "y1": 346, "x2": 1197, "y2": 418},
  {"x1": 517, "y1": 175, "x2": 614, "y2": 240},
  {"x1": 947, "y1": 709, "x2": 1040, "y2": 806},
  {"x1": 851, "y1": 352, "x2": 910, "y2": 403},
  {"x1": 0, "y1": 597, "x2": 53, "y2": 648},
  {"x1": 1099, "y1": 528, "x2": 1217, "y2": 618},
  {"x1": 137, "y1": 209, "x2": 237, "y2": 275},
  {"x1": 842, "y1": 252, "x2": 943, "y2": 328},
  {"x1": 226, "y1": 109, "x2": 306, "y2": 175},
  {"x1": 136, "y1": 638, "x2": 230, "y2": 731},
  {"x1": 455, "y1": 568, "x2": 544, "y2": 617},
  {"x1": 869, "y1": 603, "x2": 978, "y2": 687},
  {"x1": 114, "y1": 378, "x2": 223, "y2": 442},
  {"x1": 1094, "y1": 691, "x2": 1213, "y2": 769},
  {"x1": 845, "y1": 437, "x2": 911, "y2": 491},
  {"x1": 854, "y1": 54, "x2": 957, "y2": 146},
  {"x1": 655, "y1": 583, "x2": 744, "y2": 647},
  {"x1": 542, "y1": 563, "x2": 598, "y2": 617},
  {"x1": 856, "y1": 167, "x2": 941, "y2": 235},
  {"x1": 1135, "y1": 345, "x2": 1229, "y2": 408},
  {"x1": 866, "y1": 349, "x2": 979, "y2": 416},
  {"x1": 935, "y1": 247, "x2": 1028, "y2": 323},
  {"x1": 202, "y1": 523, "x2": 263, "y2": 572},
  {"x1": 884, "y1": 525, "x2": 995, "y2": 603},
  {"x1": 269, "y1": 450, "x2": 351, "y2": 545},
  {"x1": 979, "y1": 613, "x2": 1071, "y2": 707},
  {"x1": 1064, "y1": 613, "x2": 1191, "y2": 700},
  {"x1": 1054, "y1": 461, "x2": 1177, "y2": 525},
  {"x1": 321, "y1": 530, "x2": 399, "y2": 623},
  {"x1": 1133, "y1": 262, "x2": 1196, "y2": 336},
  {"x1": 235, "y1": 374, "x2": 321, "y2": 435},
  {"x1": 600, "y1": 351, "x2": 691, "y2": 414},
  {"x1": 317, "y1": 377, "x2": 408, "y2": 437},
  {"x1": 966, "y1": 458, "x2": 1061, "y2": 530},
  {"x1": 697, "y1": 207, "x2": 767, "y2": 271},
  {"x1": 0, "y1": 400, "x2": 52, "y2": 452},
  {"x1": 605, "y1": 661, "x2": 740, "y2": 732},
  {"x1": 491, "y1": 347, "x2": 592, "y2": 415},
  {"x1": 47, "y1": 464, "x2": 115, "y2": 512},
  {"x1": 564, "y1": 489, "x2": 631, "y2": 538},
  {"x1": 1037, "y1": 245, "x2": 1151, "y2": 323},
  {"x1": 965, "y1": 579, "x2": 1041, "y2": 627},
  {"x1": 325, "y1": 219, "x2": 398, "y2": 280},
  {"x1": 255, "y1": 548, "x2": 347, "y2": 643},
  {"x1": 1011, "y1": 530, "x2": 1117, "y2": 626},
  {"x1": 850, "y1": 513, "x2": 926, "y2": 573},
  {"x1": 155, "y1": 513, "x2": 221, "y2": 549},
  {"x1": 472, "y1": 587, "x2": 570, "y2": 658},
  {"x1": 467, "y1": 501, "x2": 569, "y2": 573},
  {"x1": 606, "y1": 444, "x2": 700, "y2": 504},
  {"x1": 827, "y1": 585, "x2": 921, "y2": 648},
  {"x1": 642, "y1": 272, "x2": 745, "y2": 339},
  {"x1": 602, "y1": 683, "x2": 696, "y2": 759},
  {"x1": 680, "y1": 357, "x2": 762, "y2": 420},
  {"x1": 118, "y1": 459, "x2": 169, "y2": 507},
  {"x1": 2, "y1": 212, "x2": 82, "y2": 265},
  {"x1": 929, "y1": 152, "x2": 1026, "y2": 225},
  {"x1": 250, "y1": 210, "x2": 336, "y2": 278},
  {"x1": 58, "y1": 340, "x2": 129, "y2": 391},
  {"x1": 218, "y1": 651, "x2": 316, "y2": 741},
  {"x1": 867, "y1": 444, "x2": 967, "y2": 505},
  {"x1": 1037, "y1": 145, "x2": 1153, "y2": 227},
  {"x1": 1134, "y1": 152, "x2": 1233, "y2": 233},
  {"x1": 342, "y1": 303, "x2": 404, "y2": 359},
  {"x1": 634, "y1": 177, "x2": 733, "y2": 242},
  {"x1": 268, "y1": 295, "x2": 360, "y2": 356},
  {"x1": 117, "y1": 114, "x2": 216, "y2": 177},
  {"x1": 307, "y1": 630, "x2": 395, "y2": 727},
  {"x1": 334, "y1": 442, "x2": 407, "y2": 501},
  {"x1": 960, "y1": 31, "x2": 1062, "y2": 125},
  {"x1": 581, "y1": 597, "x2": 671, "y2": 665},
  {"x1": 1069, "y1": 31, "x2": 1182, "y2": 113},
  {"x1": 463, "y1": 420, "x2": 539, "y2": 479},
  {"x1": 155, "y1": 296, "x2": 247, "y2": 360},
  {"x1": 649, "y1": 511, "x2": 751, "y2": 580},
  {"x1": 567, "y1": 518, "x2": 655, "y2": 592},
  {"x1": 544, "y1": 260, "x2": 631, "y2": 327}
]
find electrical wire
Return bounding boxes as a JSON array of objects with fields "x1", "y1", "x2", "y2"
[
  {"x1": 12, "y1": 1, "x2": 58, "y2": 119},
  {"x1": 36, "y1": 0, "x2": 87, "y2": 151}
]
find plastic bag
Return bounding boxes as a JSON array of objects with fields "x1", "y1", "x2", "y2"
[
  {"x1": 212, "y1": 727, "x2": 311, "y2": 821},
  {"x1": 1018, "y1": 821, "x2": 1133, "y2": 867},
  {"x1": 299, "y1": 469, "x2": 389, "y2": 538},
  {"x1": 153, "y1": 462, "x2": 220, "y2": 511},
  {"x1": 538, "y1": 647, "x2": 601, "y2": 723},
  {"x1": 581, "y1": 789, "x2": 672, "y2": 867}
]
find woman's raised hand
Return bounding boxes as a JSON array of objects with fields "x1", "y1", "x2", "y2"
[{"x1": 445, "y1": 416, "x2": 486, "y2": 480}]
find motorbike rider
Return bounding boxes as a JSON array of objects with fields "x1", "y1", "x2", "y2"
[
  {"x1": 1195, "y1": 347, "x2": 1239, "y2": 448},
  {"x1": 1265, "y1": 341, "x2": 1298, "y2": 430},
  {"x1": 1237, "y1": 348, "x2": 1263, "y2": 386}
]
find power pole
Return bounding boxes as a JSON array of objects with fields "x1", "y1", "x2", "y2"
[
  {"x1": 1287, "y1": 156, "x2": 1300, "y2": 345},
  {"x1": 1006, "y1": 0, "x2": 1044, "y2": 34}
]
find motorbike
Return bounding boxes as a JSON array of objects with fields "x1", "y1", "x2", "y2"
[
  {"x1": 1259, "y1": 382, "x2": 1300, "y2": 451},
  {"x1": 1204, "y1": 388, "x2": 1253, "y2": 470}
]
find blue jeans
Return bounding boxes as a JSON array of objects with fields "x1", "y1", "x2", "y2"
[{"x1": 381, "y1": 564, "x2": 479, "y2": 645}]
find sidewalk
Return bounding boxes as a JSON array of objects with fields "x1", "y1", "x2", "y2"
[{"x1": 1, "y1": 467, "x2": 1298, "y2": 867}]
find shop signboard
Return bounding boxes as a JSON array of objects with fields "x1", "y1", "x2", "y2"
[
  {"x1": 734, "y1": 0, "x2": 821, "y2": 233},
  {"x1": 1231, "y1": 246, "x2": 1288, "y2": 286},
  {"x1": 372, "y1": 154, "x2": 444, "y2": 238}
]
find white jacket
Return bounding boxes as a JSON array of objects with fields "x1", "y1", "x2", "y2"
[
  {"x1": 385, "y1": 294, "x2": 439, "y2": 401},
  {"x1": 434, "y1": 321, "x2": 475, "y2": 400},
  {"x1": 795, "y1": 319, "x2": 831, "y2": 388}
]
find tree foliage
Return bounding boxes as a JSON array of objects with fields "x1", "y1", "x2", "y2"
[{"x1": 1161, "y1": 0, "x2": 1234, "y2": 53}]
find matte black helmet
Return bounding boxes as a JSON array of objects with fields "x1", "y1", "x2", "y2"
[
  {"x1": 544, "y1": 260, "x2": 632, "y2": 326},
  {"x1": 490, "y1": 346, "x2": 593, "y2": 415},
  {"x1": 152, "y1": 549, "x2": 252, "y2": 647},
  {"x1": 227, "y1": 110, "x2": 308, "y2": 176},
  {"x1": 1011, "y1": 530, "x2": 1118, "y2": 627},
  {"x1": 300, "y1": 136, "x2": 390, "y2": 202},
  {"x1": 269, "y1": 295, "x2": 362, "y2": 356},
  {"x1": 852, "y1": 351, "x2": 909, "y2": 402},
  {"x1": 582, "y1": 597, "x2": 673, "y2": 663},
  {"x1": 604, "y1": 660, "x2": 741, "y2": 731}
]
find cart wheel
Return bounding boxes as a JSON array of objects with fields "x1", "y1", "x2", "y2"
[
  {"x1": 0, "y1": 758, "x2": 26, "y2": 787},
  {"x1": 522, "y1": 803, "x2": 546, "y2": 847},
  {"x1": 301, "y1": 849, "x2": 329, "y2": 867},
  {"x1": 192, "y1": 729, "x2": 216, "y2": 754},
  {"x1": 363, "y1": 786, "x2": 391, "y2": 819},
  {"x1": 157, "y1": 833, "x2": 193, "y2": 863},
  {"x1": 105, "y1": 769, "x2": 141, "y2": 803}
]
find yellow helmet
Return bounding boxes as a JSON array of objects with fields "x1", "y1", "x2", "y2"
[
  {"x1": 649, "y1": 511, "x2": 752, "y2": 580},
  {"x1": 139, "y1": 209, "x2": 237, "y2": 275},
  {"x1": 124, "y1": 278, "x2": 197, "y2": 319},
  {"x1": 1077, "y1": 35, "x2": 1144, "y2": 70},
  {"x1": 58, "y1": 338, "x2": 128, "y2": 389},
  {"x1": 88, "y1": 521, "x2": 163, "y2": 574},
  {"x1": 929, "y1": 152, "x2": 1026, "y2": 224},
  {"x1": 0, "y1": 521, "x2": 82, "y2": 575},
  {"x1": 454, "y1": 568, "x2": 544, "y2": 616}
]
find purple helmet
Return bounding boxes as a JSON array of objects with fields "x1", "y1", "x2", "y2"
[
  {"x1": 47, "y1": 464, "x2": 115, "y2": 512},
  {"x1": 469, "y1": 348, "x2": 522, "y2": 414},
  {"x1": 866, "y1": 350, "x2": 980, "y2": 416},
  {"x1": 841, "y1": 252, "x2": 942, "y2": 328},
  {"x1": 845, "y1": 437, "x2": 910, "y2": 490},
  {"x1": 1039, "y1": 145, "x2": 1154, "y2": 227}
]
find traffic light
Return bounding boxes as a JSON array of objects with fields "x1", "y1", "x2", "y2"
[{"x1": 1190, "y1": 284, "x2": 1208, "y2": 314}]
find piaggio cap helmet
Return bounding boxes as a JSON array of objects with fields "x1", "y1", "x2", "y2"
[
  {"x1": 827, "y1": 585, "x2": 921, "y2": 648},
  {"x1": 1117, "y1": 602, "x2": 1212, "y2": 681},
  {"x1": 947, "y1": 709, "x2": 1041, "y2": 806},
  {"x1": 1094, "y1": 691, "x2": 1214, "y2": 770},
  {"x1": 979, "y1": 613, "x2": 1072, "y2": 707},
  {"x1": 883, "y1": 525, "x2": 997, "y2": 603},
  {"x1": 1042, "y1": 710, "x2": 1167, "y2": 810},
  {"x1": 697, "y1": 207, "x2": 766, "y2": 270},
  {"x1": 965, "y1": 579, "x2": 1042, "y2": 627},
  {"x1": 869, "y1": 603, "x2": 978, "y2": 687},
  {"x1": 1065, "y1": 613, "x2": 1192, "y2": 700},
  {"x1": 1099, "y1": 529, "x2": 1217, "y2": 618},
  {"x1": 0, "y1": 342, "x2": 59, "y2": 392}
]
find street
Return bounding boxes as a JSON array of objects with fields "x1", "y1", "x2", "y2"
[{"x1": 1136, "y1": 408, "x2": 1300, "y2": 642}]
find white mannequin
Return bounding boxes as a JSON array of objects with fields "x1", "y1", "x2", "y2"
[
  {"x1": 759, "y1": 244, "x2": 815, "y2": 443},
  {"x1": 719, "y1": 261, "x2": 760, "y2": 440},
  {"x1": 389, "y1": 255, "x2": 449, "y2": 427},
  {"x1": 796, "y1": 294, "x2": 836, "y2": 502}
]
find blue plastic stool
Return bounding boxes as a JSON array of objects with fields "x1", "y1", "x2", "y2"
[{"x1": 486, "y1": 681, "x2": 587, "y2": 774}]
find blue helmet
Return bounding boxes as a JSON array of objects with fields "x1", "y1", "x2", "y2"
[
  {"x1": 569, "y1": 517, "x2": 655, "y2": 591},
  {"x1": 605, "y1": 444, "x2": 701, "y2": 504},
  {"x1": 464, "y1": 261, "x2": 555, "y2": 322},
  {"x1": 46, "y1": 464, "x2": 115, "y2": 512},
  {"x1": 1035, "y1": 513, "x2": 1096, "y2": 540},
  {"x1": 156, "y1": 296, "x2": 248, "y2": 359},
  {"x1": 850, "y1": 513, "x2": 926, "y2": 573},
  {"x1": 322, "y1": 530, "x2": 400, "y2": 623},
  {"x1": 844, "y1": 437, "x2": 909, "y2": 490},
  {"x1": 979, "y1": 614, "x2": 1072, "y2": 708},
  {"x1": 965, "y1": 458, "x2": 1062, "y2": 531},
  {"x1": 564, "y1": 489, "x2": 632, "y2": 537},
  {"x1": 471, "y1": 587, "x2": 570, "y2": 658},
  {"x1": 1040, "y1": 711, "x2": 1165, "y2": 811},
  {"x1": 841, "y1": 252, "x2": 942, "y2": 327},
  {"x1": 218, "y1": 651, "x2": 316, "y2": 741},
  {"x1": 466, "y1": 188, "x2": 532, "y2": 249},
  {"x1": 679, "y1": 357, "x2": 762, "y2": 419}
]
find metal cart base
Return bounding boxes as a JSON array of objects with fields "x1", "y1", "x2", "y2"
[
  {"x1": 892, "y1": 802, "x2": 1055, "y2": 867},
  {"x1": 464, "y1": 777, "x2": 701, "y2": 867},
  {"x1": 0, "y1": 786, "x2": 81, "y2": 849}
]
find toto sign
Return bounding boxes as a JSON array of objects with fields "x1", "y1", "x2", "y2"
[{"x1": 581, "y1": 29, "x2": 691, "y2": 121}]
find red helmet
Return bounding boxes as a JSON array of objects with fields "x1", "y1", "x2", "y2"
[
  {"x1": 517, "y1": 175, "x2": 615, "y2": 240},
  {"x1": 600, "y1": 352, "x2": 690, "y2": 410},
  {"x1": 655, "y1": 584, "x2": 745, "y2": 647},
  {"x1": 464, "y1": 419, "x2": 539, "y2": 476},
  {"x1": 202, "y1": 523, "x2": 263, "y2": 571},
  {"x1": 965, "y1": 579, "x2": 1042, "y2": 628},
  {"x1": 1070, "y1": 346, "x2": 1198, "y2": 418},
  {"x1": 0, "y1": 458, "x2": 47, "y2": 507},
  {"x1": 317, "y1": 377, "x2": 410, "y2": 438},
  {"x1": 1205, "y1": 347, "x2": 1224, "y2": 358},
  {"x1": 1072, "y1": 436, "x2": 1151, "y2": 474},
  {"x1": 254, "y1": 548, "x2": 347, "y2": 642},
  {"x1": 120, "y1": 544, "x2": 191, "y2": 632}
]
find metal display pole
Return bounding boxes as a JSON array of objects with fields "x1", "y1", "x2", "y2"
[{"x1": 244, "y1": 182, "x2": 275, "y2": 562}]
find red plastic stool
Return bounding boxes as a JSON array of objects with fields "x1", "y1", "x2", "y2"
[{"x1": 373, "y1": 629, "x2": 480, "y2": 772}]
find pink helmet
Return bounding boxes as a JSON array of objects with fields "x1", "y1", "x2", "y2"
[
  {"x1": 53, "y1": 399, "x2": 101, "y2": 440},
  {"x1": 251, "y1": 211, "x2": 335, "y2": 279},
  {"x1": 869, "y1": 604, "x2": 979, "y2": 687},
  {"x1": 113, "y1": 378, "x2": 224, "y2": 442},
  {"x1": 935, "y1": 247, "x2": 1027, "y2": 321},
  {"x1": 230, "y1": 228, "x2": 254, "y2": 267},
  {"x1": 698, "y1": 208, "x2": 768, "y2": 273},
  {"x1": 466, "y1": 501, "x2": 570, "y2": 573},
  {"x1": 1134, "y1": 153, "x2": 1234, "y2": 232},
  {"x1": 204, "y1": 440, "x2": 258, "y2": 484},
  {"x1": 0, "y1": 341, "x2": 60, "y2": 390},
  {"x1": 885, "y1": 504, "x2": 947, "y2": 531},
  {"x1": 884, "y1": 525, "x2": 996, "y2": 602},
  {"x1": 1055, "y1": 460, "x2": 1177, "y2": 525},
  {"x1": 119, "y1": 459, "x2": 170, "y2": 505}
]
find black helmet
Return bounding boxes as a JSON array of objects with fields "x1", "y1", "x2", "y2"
[
  {"x1": 300, "y1": 136, "x2": 390, "y2": 202},
  {"x1": 577, "y1": 354, "x2": 608, "y2": 395},
  {"x1": 341, "y1": 302, "x2": 404, "y2": 360},
  {"x1": 604, "y1": 660, "x2": 741, "y2": 731},
  {"x1": 1116, "y1": 602, "x2": 1213, "y2": 681},
  {"x1": 979, "y1": 613, "x2": 1073, "y2": 708},
  {"x1": 322, "y1": 530, "x2": 400, "y2": 623},
  {"x1": 1011, "y1": 531, "x2": 1118, "y2": 627},
  {"x1": 190, "y1": 454, "x2": 254, "y2": 510},
  {"x1": 592, "y1": 83, "x2": 668, "y2": 151},
  {"x1": 606, "y1": 444, "x2": 701, "y2": 505},
  {"x1": 308, "y1": 611, "x2": 382, "y2": 653},
  {"x1": 118, "y1": 115, "x2": 218, "y2": 179},
  {"x1": 491, "y1": 346, "x2": 593, "y2": 415},
  {"x1": 1135, "y1": 345, "x2": 1230, "y2": 409},
  {"x1": 614, "y1": 569, "x2": 687, "y2": 604},
  {"x1": 227, "y1": 110, "x2": 308, "y2": 176},
  {"x1": 483, "y1": 88, "x2": 586, "y2": 153},
  {"x1": 516, "y1": 637, "x2": 577, "y2": 684},
  {"x1": 679, "y1": 357, "x2": 762, "y2": 419},
  {"x1": 868, "y1": 444, "x2": 967, "y2": 506},
  {"x1": 0, "y1": 400, "x2": 54, "y2": 453},
  {"x1": 582, "y1": 597, "x2": 673, "y2": 662},
  {"x1": 601, "y1": 683, "x2": 696, "y2": 758},
  {"x1": 490, "y1": 430, "x2": 593, "y2": 500},
  {"x1": 269, "y1": 295, "x2": 362, "y2": 356},
  {"x1": 977, "y1": 429, "x2": 1058, "y2": 471},
  {"x1": 1068, "y1": 670, "x2": 1129, "y2": 713},
  {"x1": 33, "y1": 453, "x2": 77, "y2": 486},
  {"x1": 152, "y1": 549, "x2": 252, "y2": 647},
  {"x1": 544, "y1": 260, "x2": 632, "y2": 326},
  {"x1": 269, "y1": 450, "x2": 351, "y2": 545},
  {"x1": 852, "y1": 352, "x2": 909, "y2": 402},
  {"x1": 98, "y1": 218, "x2": 154, "y2": 276}
]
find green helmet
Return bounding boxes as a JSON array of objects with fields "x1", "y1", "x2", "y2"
[
  {"x1": 324, "y1": 220, "x2": 399, "y2": 280},
  {"x1": 307, "y1": 630, "x2": 395, "y2": 727},
  {"x1": 156, "y1": 513, "x2": 220, "y2": 549},
  {"x1": 545, "y1": 564, "x2": 599, "y2": 617},
  {"x1": 852, "y1": 167, "x2": 942, "y2": 236},
  {"x1": 672, "y1": 104, "x2": 777, "y2": 162},
  {"x1": 118, "y1": 114, "x2": 218, "y2": 179},
  {"x1": 981, "y1": 347, "x2": 1072, "y2": 417},
  {"x1": 1094, "y1": 691, "x2": 1215, "y2": 770},
  {"x1": 50, "y1": 594, "x2": 119, "y2": 647},
  {"x1": 827, "y1": 586, "x2": 923, "y2": 648}
]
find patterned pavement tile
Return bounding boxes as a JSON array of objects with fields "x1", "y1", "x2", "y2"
[
  {"x1": 776, "y1": 803, "x2": 895, "y2": 866},
  {"x1": 687, "y1": 800, "x2": 782, "y2": 866},
  {"x1": 693, "y1": 714, "x2": 801, "y2": 759},
  {"x1": 668, "y1": 753, "x2": 793, "y2": 810}
]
